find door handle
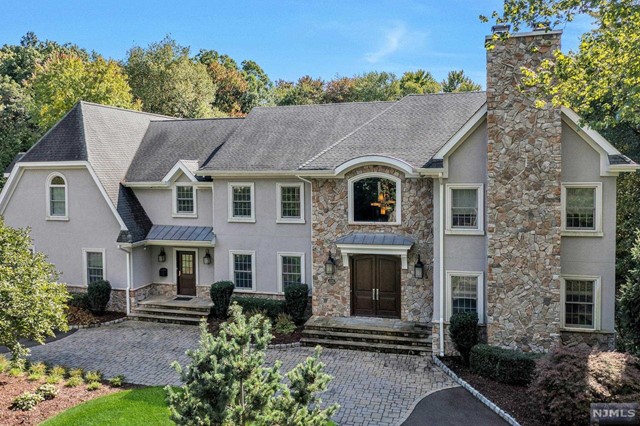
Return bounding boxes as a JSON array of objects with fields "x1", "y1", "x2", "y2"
[
  {"x1": 178, "y1": 270, "x2": 181, "y2": 277},
  {"x1": 372, "y1": 288, "x2": 375, "y2": 300},
  {"x1": 376, "y1": 289, "x2": 379, "y2": 301}
]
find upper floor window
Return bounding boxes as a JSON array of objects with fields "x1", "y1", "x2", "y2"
[
  {"x1": 561, "y1": 183, "x2": 602, "y2": 235},
  {"x1": 173, "y1": 184, "x2": 196, "y2": 217},
  {"x1": 561, "y1": 276, "x2": 601, "y2": 330},
  {"x1": 46, "y1": 173, "x2": 68, "y2": 220},
  {"x1": 446, "y1": 184, "x2": 484, "y2": 235},
  {"x1": 228, "y1": 183, "x2": 255, "y2": 222},
  {"x1": 348, "y1": 173, "x2": 401, "y2": 225},
  {"x1": 277, "y1": 183, "x2": 304, "y2": 223}
]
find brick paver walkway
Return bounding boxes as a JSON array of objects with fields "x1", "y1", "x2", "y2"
[{"x1": 29, "y1": 321, "x2": 457, "y2": 426}]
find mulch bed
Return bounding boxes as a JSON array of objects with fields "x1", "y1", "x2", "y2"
[
  {"x1": 0, "y1": 373, "x2": 123, "y2": 426},
  {"x1": 207, "y1": 318, "x2": 303, "y2": 345},
  {"x1": 441, "y1": 356, "x2": 543, "y2": 426},
  {"x1": 66, "y1": 307, "x2": 126, "y2": 327}
]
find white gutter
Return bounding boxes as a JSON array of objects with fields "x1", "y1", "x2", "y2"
[
  {"x1": 438, "y1": 176, "x2": 445, "y2": 356},
  {"x1": 297, "y1": 175, "x2": 314, "y2": 290},
  {"x1": 117, "y1": 244, "x2": 133, "y2": 316}
]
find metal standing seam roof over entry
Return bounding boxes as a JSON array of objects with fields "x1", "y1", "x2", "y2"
[
  {"x1": 146, "y1": 225, "x2": 215, "y2": 243},
  {"x1": 335, "y1": 233, "x2": 415, "y2": 246}
]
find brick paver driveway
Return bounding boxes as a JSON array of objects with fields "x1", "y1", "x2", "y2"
[{"x1": 29, "y1": 321, "x2": 457, "y2": 426}]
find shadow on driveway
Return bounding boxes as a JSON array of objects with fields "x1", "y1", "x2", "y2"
[
  {"x1": 402, "y1": 387, "x2": 507, "y2": 426},
  {"x1": 0, "y1": 329, "x2": 76, "y2": 355}
]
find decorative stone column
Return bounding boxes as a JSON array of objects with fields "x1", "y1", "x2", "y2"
[{"x1": 485, "y1": 30, "x2": 563, "y2": 352}]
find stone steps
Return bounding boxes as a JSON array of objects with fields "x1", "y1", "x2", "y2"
[
  {"x1": 300, "y1": 337, "x2": 431, "y2": 356},
  {"x1": 129, "y1": 312, "x2": 203, "y2": 325},
  {"x1": 302, "y1": 329, "x2": 431, "y2": 346},
  {"x1": 130, "y1": 296, "x2": 212, "y2": 325}
]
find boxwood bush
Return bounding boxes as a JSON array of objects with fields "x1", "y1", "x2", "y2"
[
  {"x1": 284, "y1": 283, "x2": 309, "y2": 324},
  {"x1": 210, "y1": 281, "x2": 235, "y2": 319},
  {"x1": 87, "y1": 280, "x2": 111, "y2": 315},
  {"x1": 470, "y1": 344, "x2": 540, "y2": 385},
  {"x1": 232, "y1": 297, "x2": 286, "y2": 321},
  {"x1": 68, "y1": 292, "x2": 89, "y2": 310},
  {"x1": 449, "y1": 312, "x2": 478, "y2": 365}
]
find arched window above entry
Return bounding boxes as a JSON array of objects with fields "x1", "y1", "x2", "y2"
[
  {"x1": 348, "y1": 173, "x2": 401, "y2": 225},
  {"x1": 46, "y1": 173, "x2": 68, "y2": 220}
]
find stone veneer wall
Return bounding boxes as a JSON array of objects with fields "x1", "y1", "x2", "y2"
[
  {"x1": 560, "y1": 331, "x2": 616, "y2": 351},
  {"x1": 486, "y1": 31, "x2": 563, "y2": 352},
  {"x1": 311, "y1": 165, "x2": 434, "y2": 323},
  {"x1": 68, "y1": 286, "x2": 127, "y2": 313}
]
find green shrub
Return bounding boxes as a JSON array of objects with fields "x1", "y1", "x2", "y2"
[
  {"x1": 85, "y1": 370, "x2": 102, "y2": 383},
  {"x1": 449, "y1": 312, "x2": 478, "y2": 365},
  {"x1": 9, "y1": 367, "x2": 23, "y2": 377},
  {"x1": 210, "y1": 281, "x2": 235, "y2": 319},
  {"x1": 284, "y1": 283, "x2": 309, "y2": 324},
  {"x1": 87, "y1": 280, "x2": 111, "y2": 315},
  {"x1": 11, "y1": 392, "x2": 43, "y2": 411},
  {"x1": 68, "y1": 292, "x2": 89, "y2": 310},
  {"x1": 68, "y1": 368, "x2": 83, "y2": 378},
  {"x1": 617, "y1": 275, "x2": 640, "y2": 356},
  {"x1": 49, "y1": 365, "x2": 66, "y2": 377},
  {"x1": 0, "y1": 355, "x2": 9, "y2": 373},
  {"x1": 65, "y1": 376, "x2": 83, "y2": 388},
  {"x1": 274, "y1": 313, "x2": 296, "y2": 335},
  {"x1": 531, "y1": 344, "x2": 640, "y2": 425},
  {"x1": 36, "y1": 383, "x2": 59, "y2": 400},
  {"x1": 108, "y1": 375, "x2": 125, "y2": 387},
  {"x1": 28, "y1": 362, "x2": 47, "y2": 381},
  {"x1": 46, "y1": 374, "x2": 63, "y2": 384},
  {"x1": 232, "y1": 297, "x2": 285, "y2": 321},
  {"x1": 87, "y1": 381, "x2": 101, "y2": 391},
  {"x1": 470, "y1": 344, "x2": 540, "y2": 385}
]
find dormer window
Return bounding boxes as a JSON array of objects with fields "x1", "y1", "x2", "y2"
[
  {"x1": 173, "y1": 184, "x2": 197, "y2": 217},
  {"x1": 348, "y1": 173, "x2": 401, "y2": 225},
  {"x1": 46, "y1": 173, "x2": 68, "y2": 220}
]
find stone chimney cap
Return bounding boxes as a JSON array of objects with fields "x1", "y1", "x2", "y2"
[{"x1": 491, "y1": 24, "x2": 511, "y2": 34}]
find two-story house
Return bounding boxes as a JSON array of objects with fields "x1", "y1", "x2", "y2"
[{"x1": 1, "y1": 29, "x2": 637, "y2": 354}]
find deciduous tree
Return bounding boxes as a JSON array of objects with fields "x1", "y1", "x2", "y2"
[
  {"x1": 400, "y1": 70, "x2": 441, "y2": 95},
  {"x1": 441, "y1": 70, "x2": 482, "y2": 92}
]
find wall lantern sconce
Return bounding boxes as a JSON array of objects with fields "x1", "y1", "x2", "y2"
[
  {"x1": 414, "y1": 255, "x2": 424, "y2": 279},
  {"x1": 203, "y1": 249, "x2": 212, "y2": 265},
  {"x1": 158, "y1": 248, "x2": 166, "y2": 263},
  {"x1": 324, "y1": 252, "x2": 336, "y2": 276}
]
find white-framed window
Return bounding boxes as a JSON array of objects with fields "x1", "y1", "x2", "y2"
[
  {"x1": 276, "y1": 183, "x2": 305, "y2": 223},
  {"x1": 348, "y1": 172, "x2": 401, "y2": 225},
  {"x1": 46, "y1": 172, "x2": 68, "y2": 220},
  {"x1": 446, "y1": 184, "x2": 484, "y2": 235},
  {"x1": 561, "y1": 183, "x2": 603, "y2": 235},
  {"x1": 82, "y1": 248, "x2": 106, "y2": 285},
  {"x1": 172, "y1": 184, "x2": 197, "y2": 217},
  {"x1": 277, "y1": 252, "x2": 305, "y2": 292},
  {"x1": 446, "y1": 271, "x2": 484, "y2": 322},
  {"x1": 561, "y1": 276, "x2": 601, "y2": 331},
  {"x1": 229, "y1": 250, "x2": 256, "y2": 291},
  {"x1": 228, "y1": 183, "x2": 255, "y2": 222}
]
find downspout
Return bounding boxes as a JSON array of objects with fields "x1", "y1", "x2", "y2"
[
  {"x1": 438, "y1": 175, "x2": 445, "y2": 357},
  {"x1": 117, "y1": 244, "x2": 132, "y2": 316},
  {"x1": 297, "y1": 175, "x2": 314, "y2": 291}
]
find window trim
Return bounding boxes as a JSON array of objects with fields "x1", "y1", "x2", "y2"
[
  {"x1": 277, "y1": 252, "x2": 306, "y2": 293},
  {"x1": 560, "y1": 275, "x2": 601, "y2": 332},
  {"x1": 348, "y1": 172, "x2": 402, "y2": 225},
  {"x1": 446, "y1": 271, "x2": 484, "y2": 323},
  {"x1": 445, "y1": 183, "x2": 484, "y2": 235},
  {"x1": 229, "y1": 250, "x2": 256, "y2": 292},
  {"x1": 82, "y1": 248, "x2": 106, "y2": 286},
  {"x1": 561, "y1": 182, "x2": 603, "y2": 236},
  {"x1": 227, "y1": 182, "x2": 256, "y2": 223},
  {"x1": 46, "y1": 172, "x2": 68, "y2": 221},
  {"x1": 276, "y1": 182, "x2": 305, "y2": 224},
  {"x1": 172, "y1": 183, "x2": 198, "y2": 218}
]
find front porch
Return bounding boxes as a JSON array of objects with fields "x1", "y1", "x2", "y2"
[{"x1": 301, "y1": 315, "x2": 432, "y2": 355}]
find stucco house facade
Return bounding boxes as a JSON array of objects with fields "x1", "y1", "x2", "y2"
[{"x1": 1, "y1": 29, "x2": 637, "y2": 354}]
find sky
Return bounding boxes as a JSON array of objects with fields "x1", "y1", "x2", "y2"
[{"x1": 1, "y1": 0, "x2": 594, "y2": 87}]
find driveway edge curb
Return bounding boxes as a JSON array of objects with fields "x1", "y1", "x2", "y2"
[{"x1": 69, "y1": 317, "x2": 128, "y2": 330}]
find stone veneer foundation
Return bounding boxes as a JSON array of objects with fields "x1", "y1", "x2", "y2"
[
  {"x1": 311, "y1": 165, "x2": 434, "y2": 323},
  {"x1": 486, "y1": 31, "x2": 563, "y2": 352}
]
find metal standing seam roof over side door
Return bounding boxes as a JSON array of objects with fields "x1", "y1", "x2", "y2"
[
  {"x1": 335, "y1": 233, "x2": 415, "y2": 246},
  {"x1": 146, "y1": 225, "x2": 215, "y2": 243}
]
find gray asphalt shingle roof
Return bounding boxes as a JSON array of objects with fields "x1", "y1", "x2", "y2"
[
  {"x1": 335, "y1": 233, "x2": 415, "y2": 246},
  {"x1": 200, "y1": 101, "x2": 394, "y2": 172},
  {"x1": 126, "y1": 118, "x2": 243, "y2": 182},
  {"x1": 300, "y1": 92, "x2": 487, "y2": 170},
  {"x1": 146, "y1": 225, "x2": 214, "y2": 242}
]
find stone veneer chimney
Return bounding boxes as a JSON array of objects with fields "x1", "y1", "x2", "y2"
[{"x1": 485, "y1": 30, "x2": 563, "y2": 352}]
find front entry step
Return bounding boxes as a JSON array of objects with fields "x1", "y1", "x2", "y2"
[
  {"x1": 129, "y1": 295, "x2": 212, "y2": 325},
  {"x1": 301, "y1": 316, "x2": 432, "y2": 356}
]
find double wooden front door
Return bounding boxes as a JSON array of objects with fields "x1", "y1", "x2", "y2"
[
  {"x1": 350, "y1": 254, "x2": 401, "y2": 318},
  {"x1": 177, "y1": 251, "x2": 196, "y2": 296}
]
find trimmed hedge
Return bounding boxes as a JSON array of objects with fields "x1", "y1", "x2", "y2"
[
  {"x1": 470, "y1": 344, "x2": 540, "y2": 385},
  {"x1": 68, "y1": 292, "x2": 89, "y2": 310},
  {"x1": 232, "y1": 297, "x2": 286, "y2": 321},
  {"x1": 210, "y1": 281, "x2": 235, "y2": 319},
  {"x1": 284, "y1": 283, "x2": 309, "y2": 324},
  {"x1": 87, "y1": 280, "x2": 111, "y2": 315},
  {"x1": 449, "y1": 312, "x2": 478, "y2": 365}
]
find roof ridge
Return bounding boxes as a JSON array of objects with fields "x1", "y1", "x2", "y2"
[
  {"x1": 401, "y1": 90, "x2": 486, "y2": 98},
  {"x1": 79, "y1": 101, "x2": 175, "y2": 119},
  {"x1": 298, "y1": 100, "x2": 400, "y2": 170},
  {"x1": 149, "y1": 117, "x2": 245, "y2": 123},
  {"x1": 253, "y1": 100, "x2": 396, "y2": 110}
]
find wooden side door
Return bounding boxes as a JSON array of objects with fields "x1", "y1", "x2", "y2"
[
  {"x1": 351, "y1": 255, "x2": 376, "y2": 316},
  {"x1": 177, "y1": 251, "x2": 197, "y2": 296},
  {"x1": 375, "y1": 255, "x2": 401, "y2": 318}
]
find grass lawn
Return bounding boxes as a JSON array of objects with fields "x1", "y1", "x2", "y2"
[{"x1": 41, "y1": 386, "x2": 172, "y2": 426}]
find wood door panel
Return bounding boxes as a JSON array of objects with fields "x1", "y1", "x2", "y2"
[
  {"x1": 177, "y1": 251, "x2": 196, "y2": 296},
  {"x1": 351, "y1": 254, "x2": 400, "y2": 318},
  {"x1": 376, "y1": 256, "x2": 401, "y2": 317},
  {"x1": 351, "y1": 256, "x2": 375, "y2": 316}
]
